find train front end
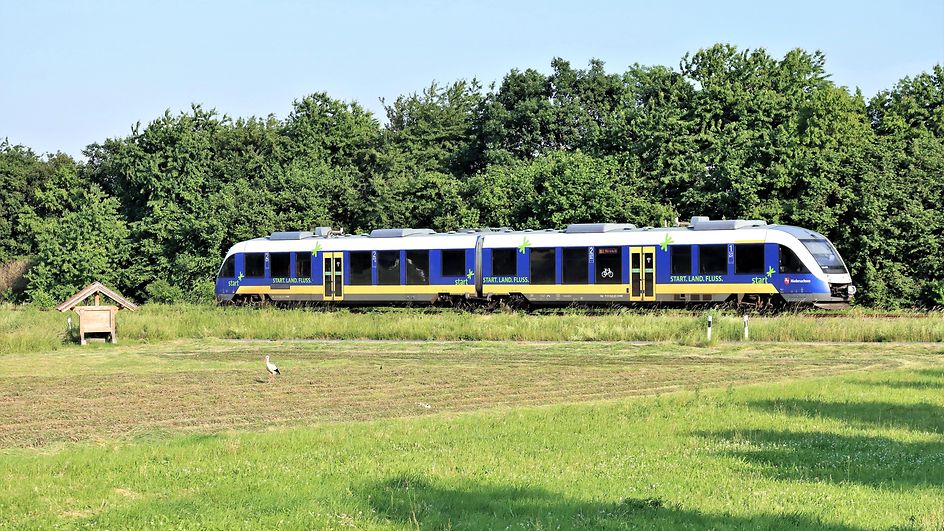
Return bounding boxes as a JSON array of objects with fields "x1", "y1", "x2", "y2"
[{"x1": 772, "y1": 226, "x2": 855, "y2": 308}]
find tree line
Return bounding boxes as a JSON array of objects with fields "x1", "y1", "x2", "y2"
[{"x1": 1, "y1": 44, "x2": 942, "y2": 307}]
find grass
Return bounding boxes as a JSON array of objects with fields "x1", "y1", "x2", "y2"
[
  {"x1": 0, "y1": 340, "x2": 943, "y2": 528},
  {"x1": 1, "y1": 339, "x2": 940, "y2": 448},
  {"x1": 1, "y1": 304, "x2": 943, "y2": 354}
]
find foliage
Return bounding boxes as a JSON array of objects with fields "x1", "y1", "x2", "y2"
[
  {"x1": 24, "y1": 186, "x2": 131, "y2": 306},
  {"x1": 3, "y1": 47, "x2": 942, "y2": 306},
  {"x1": 144, "y1": 279, "x2": 185, "y2": 304}
]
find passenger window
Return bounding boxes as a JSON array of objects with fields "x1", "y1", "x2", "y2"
[
  {"x1": 562, "y1": 247, "x2": 589, "y2": 284},
  {"x1": 699, "y1": 246, "x2": 727, "y2": 275},
  {"x1": 294, "y1": 252, "x2": 311, "y2": 278},
  {"x1": 218, "y1": 255, "x2": 236, "y2": 278},
  {"x1": 530, "y1": 248, "x2": 556, "y2": 284},
  {"x1": 779, "y1": 245, "x2": 809, "y2": 274},
  {"x1": 670, "y1": 246, "x2": 692, "y2": 276},
  {"x1": 441, "y1": 249, "x2": 466, "y2": 277},
  {"x1": 492, "y1": 248, "x2": 517, "y2": 277},
  {"x1": 734, "y1": 244, "x2": 764, "y2": 275},
  {"x1": 349, "y1": 251, "x2": 372, "y2": 285},
  {"x1": 245, "y1": 253, "x2": 266, "y2": 278},
  {"x1": 270, "y1": 253, "x2": 291, "y2": 279},
  {"x1": 406, "y1": 250, "x2": 430, "y2": 285},
  {"x1": 377, "y1": 251, "x2": 400, "y2": 285},
  {"x1": 595, "y1": 247, "x2": 622, "y2": 284}
]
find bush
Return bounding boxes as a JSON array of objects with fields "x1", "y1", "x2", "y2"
[
  {"x1": 145, "y1": 279, "x2": 185, "y2": 304},
  {"x1": 187, "y1": 280, "x2": 217, "y2": 305},
  {"x1": 926, "y1": 280, "x2": 944, "y2": 309}
]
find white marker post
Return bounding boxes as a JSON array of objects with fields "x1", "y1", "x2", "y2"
[
  {"x1": 707, "y1": 315, "x2": 713, "y2": 341},
  {"x1": 743, "y1": 314, "x2": 749, "y2": 340}
]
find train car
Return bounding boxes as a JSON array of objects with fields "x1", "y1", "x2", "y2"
[
  {"x1": 214, "y1": 227, "x2": 478, "y2": 305},
  {"x1": 214, "y1": 217, "x2": 855, "y2": 308}
]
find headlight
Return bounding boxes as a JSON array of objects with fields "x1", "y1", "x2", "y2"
[{"x1": 847, "y1": 285, "x2": 857, "y2": 296}]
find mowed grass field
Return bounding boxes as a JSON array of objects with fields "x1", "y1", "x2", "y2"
[{"x1": 0, "y1": 338, "x2": 942, "y2": 529}]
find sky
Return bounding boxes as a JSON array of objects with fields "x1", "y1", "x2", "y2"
[{"x1": 2, "y1": 0, "x2": 943, "y2": 158}]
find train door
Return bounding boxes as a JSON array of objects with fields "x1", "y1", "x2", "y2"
[
  {"x1": 629, "y1": 246, "x2": 656, "y2": 302},
  {"x1": 322, "y1": 252, "x2": 344, "y2": 302}
]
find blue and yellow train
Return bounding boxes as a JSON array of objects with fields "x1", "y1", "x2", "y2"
[{"x1": 214, "y1": 217, "x2": 856, "y2": 308}]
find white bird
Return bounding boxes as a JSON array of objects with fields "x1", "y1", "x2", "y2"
[{"x1": 265, "y1": 355, "x2": 280, "y2": 382}]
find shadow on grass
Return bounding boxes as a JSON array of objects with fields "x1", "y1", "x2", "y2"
[
  {"x1": 918, "y1": 368, "x2": 944, "y2": 379},
  {"x1": 362, "y1": 475, "x2": 865, "y2": 530},
  {"x1": 852, "y1": 368, "x2": 944, "y2": 392},
  {"x1": 748, "y1": 398, "x2": 944, "y2": 434},
  {"x1": 697, "y1": 428, "x2": 944, "y2": 489},
  {"x1": 858, "y1": 379, "x2": 944, "y2": 391}
]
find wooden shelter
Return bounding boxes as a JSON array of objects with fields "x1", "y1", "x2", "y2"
[{"x1": 56, "y1": 282, "x2": 138, "y2": 345}]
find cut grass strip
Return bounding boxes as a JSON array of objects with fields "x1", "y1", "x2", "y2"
[{"x1": 1, "y1": 340, "x2": 941, "y2": 448}]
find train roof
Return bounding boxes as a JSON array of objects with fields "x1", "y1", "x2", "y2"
[
  {"x1": 254, "y1": 217, "x2": 778, "y2": 242},
  {"x1": 228, "y1": 218, "x2": 830, "y2": 255}
]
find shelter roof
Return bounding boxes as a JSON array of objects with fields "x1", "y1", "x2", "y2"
[{"x1": 56, "y1": 282, "x2": 139, "y2": 312}]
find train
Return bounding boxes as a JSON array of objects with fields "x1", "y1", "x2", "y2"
[{"x1": 214, "y1": 216, "x2": 856, "y2": 309}]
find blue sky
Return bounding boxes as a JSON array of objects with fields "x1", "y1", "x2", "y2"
[{"x1": 2, "y1": 0, "x2": 942, "y2": 158}]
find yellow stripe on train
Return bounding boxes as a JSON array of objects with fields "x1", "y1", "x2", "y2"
[{"x1": 236, "y1": 283, "x2": 777, "y2": 296}]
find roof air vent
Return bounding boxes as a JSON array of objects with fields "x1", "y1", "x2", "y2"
[
  {"x1": 565, "y1": 223, "x2": 638, "y2": 233},
  {"x1": 369, "y1": 228, "x2": 437, "y2": 238},
  {"x1": 269, "y1": 231, "x2": 314, "y2": 240}
]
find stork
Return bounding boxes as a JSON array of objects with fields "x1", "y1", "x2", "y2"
[{"x1": 265, "y1": 355, "x2": 280, "y2": 382}]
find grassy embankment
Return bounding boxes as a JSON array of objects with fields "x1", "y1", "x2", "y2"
[
  {"x1": 0, "y1": 339, "x2": 942, "y2": 528},
  {"x1": 1, "y1": 304, "x2": 943, "y2": 354}
]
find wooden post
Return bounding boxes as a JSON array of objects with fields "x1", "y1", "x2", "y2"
[{"x1": 111, "y1": 306, "x2": 118, "y2": 344}]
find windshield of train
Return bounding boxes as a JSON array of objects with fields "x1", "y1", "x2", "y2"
[{"x1": 800, "y1": 239, "x2": 847, "y2": 274}]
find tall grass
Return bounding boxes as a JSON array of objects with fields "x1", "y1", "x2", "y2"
[
  {"x1": 0, "y1": 305, "x2": 71, "y2": 354},
  {"x1": 1, "y1": 304, "x2": 942, "y2": 353}
]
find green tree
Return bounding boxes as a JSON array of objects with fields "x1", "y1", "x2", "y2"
[
  {"x1": 25, "y1": 186, "x2": 131, "y2": 306},
  {"x1": 479, "y1": 59, "x2": 629, "y2": 163},
  {"x1": 859, "y1": 66, "x2": 944, "y2": 306},
  {"x1": 468, "y1": 151, "x2": 672, "y2": 229},
  {"x1": 0, "y1": 142, "x2": 44, "y2": 260},
  {"x1": 383, "y1": 80, "x2": 484, "y2": 176}
]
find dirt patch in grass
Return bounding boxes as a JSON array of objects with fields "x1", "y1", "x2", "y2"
[{"x1": 0, "y1": 341, "x2": 940, "y2": 447}]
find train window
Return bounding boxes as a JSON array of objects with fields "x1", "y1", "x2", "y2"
[
  {"x1": 441, "y1": 249, "x2": 466, "y2": 277},
  {"x1": 779, "y1": 245, "x2": 809, "y2": 274},
  {"x1": 734, "y1": 244, "x2": 764, "y2": 275},
  {"x1": 562, "y1": 247, "x2": 589, "y2": 284},
  {"x1": 245, "y1": 253, "x2": 266, "y2": 278},
  {"x1": 670, "y1": 246, "x2": 692, "y2": 276},
  {"x1": 270, "y1": 253, "x2": 291, "y2": 279},
  {"x1": 699, "y1": 245, "x2": 727, "y2": 275},
  {"x1": 218, "y1": 255, "x2": 236, "y2": 278},
  {"x1": 406, "y1": 250, "x2": 430, "y2": 285},
  {"x1": 492, "y1": 248, "x2": 517, "y2": 277},
  {"x1": 801, "y1": 239, "x2": 848, "y2": 274},
  {"x1": 349, "y1": 251, "x2": 372, "y2": 285},
  {"x1": 596, "y1": 247, "x2": 622, "y2": 284},
  {"x1": 377, "y1": 251, "x2": 400, "y2": 285},
  {"x1": 294, "y1": 252, "x2": 311, "y2": 278},
  {"x1": 530, "y1": 248, "x2": 556, "y2": 284}
]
